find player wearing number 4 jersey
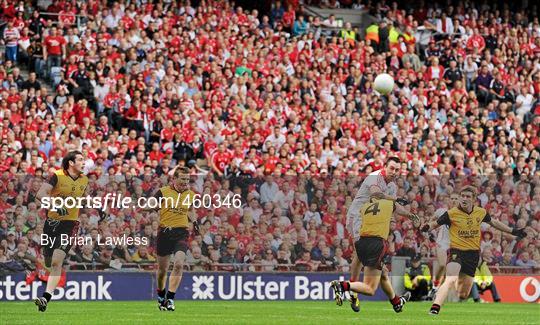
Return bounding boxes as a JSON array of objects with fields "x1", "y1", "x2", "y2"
[
  {"x1": 332, "y1": 198, "x2": 420, "y2": 313},
  {"x1": 151, "y1": 166, "x2": 197, "y2": 311},
  {"x1": 345, "y1": 157, "x2": 410, "y2": 312},
  {"x1": 421, "y1": 186, "x2": 527, "y2": 315},
  {"x1": 34, "y1": 151, "x2": 88, "y2": 312}
]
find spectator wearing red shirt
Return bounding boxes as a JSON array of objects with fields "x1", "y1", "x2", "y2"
[
  {"x1": 282, "y1": 5, "x2": 295, "y2": 30},
  {"x1": 43, "y1": 27, "x2": 66, "y2": 79},
  {"x1": 59, "y1": 3, "x2": 76, "y2": 26},
  {"x1": 211, "y1": 143, "x2": 233, "y2": 176},
  {"x1": 148, "y1": 142, "x2": 164, "y2": 162},
  {"x1": 466, "y1": 29, "x2": 486, "y2": 52},
  {"x1": 74, "y1": 100, "x2": 92, "y2": 125}
]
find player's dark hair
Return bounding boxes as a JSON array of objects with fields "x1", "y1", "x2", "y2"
[
  {"x1": 62, "y1": 151, "x2": 82, "y2": 170},
  {"x1": 173, "y1": 166, "x2": 190, "y2": 178},
  {"x1": 385, "y1": 156, "x2": 401, "y2": 165}
]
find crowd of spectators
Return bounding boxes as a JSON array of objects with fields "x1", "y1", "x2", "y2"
[
  {"x1": 0, "y1": 173, "x2": 539, "y2": 273},
  {"x1": 0, "y1": 0, "x2": 538, "y2": 273}
]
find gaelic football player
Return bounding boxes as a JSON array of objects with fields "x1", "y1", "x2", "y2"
[
  {"x1": 333, "y1": 197, "x2": 419, "y2": 313},
  {"x1": 152, "y1": 166, "x2": 197, "y2": 311},
  {"x1": 345, "y1": 157, "x2": 410, "y2": 311},
  {"x1": 34, "y1": 151, "x2": 88, "y2": 312},
  {"x1": 421, "y1": 186, "x2": 526, "y2": 315}
]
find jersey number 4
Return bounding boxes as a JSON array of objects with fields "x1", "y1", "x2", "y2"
[{"x1": 365, "y1": 202, "x2": 380, "y2": 216}]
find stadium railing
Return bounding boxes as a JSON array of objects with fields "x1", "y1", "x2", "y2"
[
  {"x1": 67, "y1": 262, "x2": 323, "y2": 272},
  {"x1": 39, "y1": 12, "x2": 88, "y2": 29},
  {"x1": 64, "y1": 262, "x2": 539, "y2": 275}
]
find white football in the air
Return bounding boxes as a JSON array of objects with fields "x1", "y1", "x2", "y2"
[{"x1": 373, "y1": 73, "x2": 394, "y2": 95}]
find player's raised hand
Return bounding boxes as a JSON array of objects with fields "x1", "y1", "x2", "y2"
[{"x1": 511, "y1": 227, "x2": 527, "y2": 239}]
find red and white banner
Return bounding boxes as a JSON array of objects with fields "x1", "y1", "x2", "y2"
[{"x1": 479, "y1": 276, "x2": 540, "y2": 303}]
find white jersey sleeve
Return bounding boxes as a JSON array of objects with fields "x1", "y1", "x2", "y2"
[
  {"x1": 348, "y1": 172, "x2": 380, "y2": 217},
  {"x1": 351, "y1": 171, "x2": 386, "y2": 208},
  {"x1": 434, "y1": 207, "x2": 450, "y2": 248}
]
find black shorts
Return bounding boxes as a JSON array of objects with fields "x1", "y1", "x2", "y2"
[
  {"x1": 447, "y1": 248, "x2": 480, "y2": 277},
  {"x1": 156, "y1": 227, "x2": 189, "y2": 257},
  {"x1": 42, "y1": 219, "x2": 79, "y2": 256},
  {"x1": 355, "y1": 236, "x2": 388, "y2": 270}
]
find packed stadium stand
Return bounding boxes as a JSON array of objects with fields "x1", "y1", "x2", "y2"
[{"x1": 0, "y1": 0, "x2": 538, "y2": 276}]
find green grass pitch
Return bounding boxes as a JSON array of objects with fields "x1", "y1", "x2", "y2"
[{"x1": 1, "y1": 301, "x2": 539, "y2": 324}]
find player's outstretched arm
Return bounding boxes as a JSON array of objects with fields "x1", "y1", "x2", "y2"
[
  {"x1": 394, "y1": 203, "x2": 420, "y2": 227},
  {"x1": 369, "y1": 185, "x2": 397, "y2": 201},
  {"x1": 423, "y1": 220, "x2": 442, "y2": 232},
  {"x1": 141, "y1": 189, "x2": 162, "y2": 212},
  {"x1": 36, "y1": 174, "x2": 56, "y2": 202},
  {"x1": 37, "y1": 175, "x2": 65, "y2": 216},
  {"x1": 421, "y1": 211, "x2": 448, "y2": 233},
  {"x1": 36, "y1": 182, "x2": 53, "y2": 202},
  {"x1": 36, "y1": 177, "x2": 70, "y2": 217},
  {"x1": 370, "y1": 185, "x2": 411, "y2": 206},
  {"x1": 487, "y1": 218, "x2": 527, "y2": 239}
]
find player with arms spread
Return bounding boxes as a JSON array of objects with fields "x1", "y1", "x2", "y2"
[
  {"x1": 345, "y1": 156, "x2": 411, "y2": 311},
  {"x1": 34, "y1": 151, "x2": 88, "y2": 312},
  {"x1": 422, "y1": 186, "x2": 527, "y2": 315},
  {"x1": 332, "y1": 197, "x2": 419, "y2": 313},
  {"x1": 152, "y1": 166, "x2": 197, "y2": 311}
]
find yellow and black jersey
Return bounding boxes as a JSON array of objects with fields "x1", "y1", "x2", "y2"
[
  {"x1": 437, "y1": 206, "x2": 491, "y2": 251},
  {"x1": 155, "y1": 186, "x2": 195, "y2": 228},
  {"x1": 359, "y1": 199, "x2": 396, "y2": 239},
  {"x1": 48, "y1": 169, "x2": 88, "y2": 221}
]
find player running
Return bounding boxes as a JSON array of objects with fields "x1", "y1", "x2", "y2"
[
  {"x1": 428, "y1": 193, "x2": 460, "y2": 299},
  {"x1": 35, "y1": 151, "x2": 88, "y2": 312},
  {"x1": 151, "y1": 166, "x2": 197, "y2": 311},
  {"x1": 332, "y1": 197, "x2": 419, "y2": 313},
  {"x1": 345, "y1": 157, "x2": 410, "y2": 311},
  {"x1": 421, "y1": 186, "x2": 527, "y2": 315}
]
